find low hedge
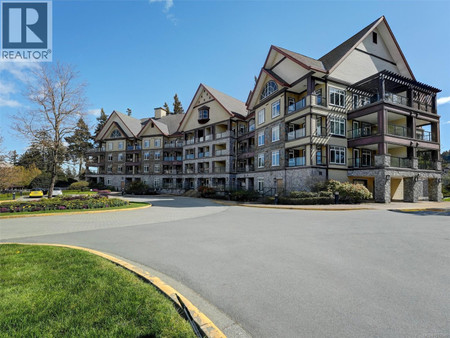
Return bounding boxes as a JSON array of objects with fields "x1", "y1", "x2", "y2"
[
  {"x1": 230, "y1": 190, "x2": 260, "y2": 202},
  {"x1": 0, "y1": 195, "x2": 128, "y2": 213},
  {"x1": 68, "y1": 181, "x2": 90, "y2": 191},
  {"x1": 280, "y1": 196, "x2": 334, "y2": 205}
]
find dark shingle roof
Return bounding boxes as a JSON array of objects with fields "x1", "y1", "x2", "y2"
[
  {"x1": 152, "y1": 113, "x2": 184, "y2": 135},
  {"x1": 272, "y1": 46, "x2": 326, "y2": 72},
  {"x1": 114, "y1": 111, "x2": 143, "y2": 137},
  {"x1": 319, "y1": 17, "x2": 382, "y2": 71},
  {"x1": 202, "y1": 84, "x2": 248, "y2": 117}
]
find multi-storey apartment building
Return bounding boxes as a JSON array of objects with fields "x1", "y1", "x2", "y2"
[{"x1": 86, "y1": 16, "x2": 442, "y2": 203}]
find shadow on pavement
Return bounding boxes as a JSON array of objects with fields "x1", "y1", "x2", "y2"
[{"x1": 389, "y1": 208, "x2": 450, "y2": 216}]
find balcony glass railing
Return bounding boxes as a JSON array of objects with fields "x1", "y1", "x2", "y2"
[
  {"x1": 287, "y1": 128, "x2": 306, "y2": 141},
  {"x1": 387, "y1": 124, "x2": 410, "y2": 138},
  {"x1": 288, "y1": 97, "x2": 306, "y2": 114},
  {"x1": 390, "y1": 156, "x2": 411, "y2": 168},
  {"x1": 347, "y1": 157, "x2": 373, "y2": 168},
  {"x1": 185, "y1": 154, "x2": 195, "y2": 160},
  {"x1": 186, "y1": 139, "x2": 195, "y2": 145},
  {"x1": 418, "y1": 160, "x2": 434, "y2": 170},
  {"x1": 215, "y1": 149, "x2": 228, "y2": 156},
  {"x1": 213, "y1": 167, "x2": 226, "y2": 173},
  {"x1": 385, "y1": 92, "x2": 409, "y2": 106},
  {"x1": 416, "y1": 129, "x2": 434, "y2": 142},
  {"x1": 288, "y1": 157, "x2": 306, "y2": 167},
  {"x1": 216, "y1": 131, "x2": 232, "y2": 139},
  {"x1": 348, "y1": 126, "x2": 376, "y2": 139}
]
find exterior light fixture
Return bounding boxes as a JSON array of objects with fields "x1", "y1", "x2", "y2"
[{"x1": 385, "y1": 174, "x2": 390, "y2": 180}]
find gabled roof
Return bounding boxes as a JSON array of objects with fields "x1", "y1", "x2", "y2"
[
  {"x1": 114, "y1": 111, "x2": 143, "y2": 137},
  {"x1": 201, "y1": 84, "x2": 248, "y2": 117},
  {"x1": 138, "y1": 113, "x2": 184, "y2": 137},
  {"x1": 319, "y1": 17, "x2": 381, "y2": 72},
  {"x1": 272, "y1": 46, "x2": 326, "y2": 72}
]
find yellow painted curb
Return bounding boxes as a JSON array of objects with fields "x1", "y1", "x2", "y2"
[
  {"x1": 213, "y1": 200, "x2": 372, "y2": 211},
  {"x1": 0, "y1": 204, "x2": 151, "y2": 219},
  {"x1": 1, "y1": 242, "x2": 226, "y2": 338}
]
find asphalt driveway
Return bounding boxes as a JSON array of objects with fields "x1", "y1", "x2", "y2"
[{"x1": 1, "y1": 196, "x2": 449, "y2": 337}]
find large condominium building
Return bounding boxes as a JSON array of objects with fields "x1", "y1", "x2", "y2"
[{"x1": 86, "y1": 16, "x2": 442, "y2": 203}]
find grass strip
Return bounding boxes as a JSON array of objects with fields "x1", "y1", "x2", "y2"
[{"x1": 0, "y1": 244, "x2": 195, "y2": 337}]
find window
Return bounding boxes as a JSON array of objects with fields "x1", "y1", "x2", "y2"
[
  {"x1": 272, "y1": 150, "x2": 280, "y2": 166},
  {"x1": 258, "y1": 131, "x2": 265, "y2": 146},
  {"x1": 144, "y1": 165, "x2": 149, "y2": 173},
  {"x1": 198, "y1": 109, "x2": 209, "y2": 120},
  {"x1": 249, "y1": 120, "x2": 255, "y2": 131},
  {"x1": 107, "y1": 153, "x2": 113, "y2": 161},
  {"x1": 144, "y1": 152, "x2": 150, "y2": 160},
  {"x1": 107, "y1": 178, "x2": 111, "y2": 185},
  {"x1": 154, "y1": 164, "x2": 160, "y2": 173},
  {"x1": 107, "y1": 165, "x2": 112, "y2": 173},
  {"x1": 272, "y1": 125, "x2": 280, "y2": 142},
  {"x1": 118, "y1": 153, "x2": 124, "y2": 161},
  {"x1": 288, "y1": 97, "x2": 295, "y2": 111},
  {"x1": 154, "y1": 178, "x2": 161, "y2": 188},
  {"x1": 258, "y1": 109, "x2": 265, "y2": 125},
  {"x1": 108, "y1": 142, "x2": 113, "y2": 150},
  {"x1": 258, "y1": 153, "x2": 265, "y2": 168},
  {"x1": 372, "y1": 32, "x2": 377, "y2": 44},
  {"x1": 144, "y1": 140, "x2": 150, "y2": 148},
  {"x1": 154, "y1": 139, "x2": 161, "y2": 147},
  {"x1": 329, "y1": 87, "x2": 346, "y2": 108},
  {"x1": 117, "y1": 165, "x2": 122, "y2": 173},
  {"x1": 330, "y1": 146, "x2": 346, "y2": 165},
  {"x1": 154, "y1": 151, "x2": 160, "y2": 160},
  {"x1": 111, "y1": 129, "x2": 121, "y2": 138},
  {"x1": 316, "y1": 146, "x2": 322, "y2": 164},
  {"x1": 362, "y1": 150, "x2": 372, "y2": 166},
  {"x1": 260, "y1": 81, "x2": 278, "y2": 100},
  {"x1": 330, "y1": 117, "x2": 345, "y2": 136},
  {"x1": 271, "y1": 100, "x2": 280, "y2": 118},
  {"x1": 118, "y1": 141, "x2": 124, "y2": 150},
  {"x1": 257, "y1": 178, "x2": 264, "y2": 192}
]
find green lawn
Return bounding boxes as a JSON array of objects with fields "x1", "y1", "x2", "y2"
[
  {"x1": 63, "y1": 190, "x2": 98, "y2": 195},
  {"x1": 444, "y1": 197, "x2": 450, "y2": 201},
  {"x1": 0, "y1": 192, "x2": 29, "y2": 201},
  {"x1": 0, "y1": 244, "x2": 195, "y2": 337},
  {"x1": 0, "y1": 202, "x2": 148, "y2": 217}
]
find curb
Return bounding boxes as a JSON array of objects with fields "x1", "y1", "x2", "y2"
[
  {"x1": 1, "y1": 242, "x2": 225, "y2": 338},
  {"x1": 213, "y1": 200, "x2": 373, "y2": 211},
  {"x1": 0, "y1": 204, "x2": 151, "y2": 219}
]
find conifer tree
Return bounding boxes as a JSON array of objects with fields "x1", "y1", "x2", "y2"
[
  {"x1": 95, "y1": 108, "x2": 108, "y2": 137},
  {"x1": 173, "y1": 94, "x2": 184, "y2": 114},
  {"x1": 163, "y1": 102, "x2": 171, "y2": 114}
]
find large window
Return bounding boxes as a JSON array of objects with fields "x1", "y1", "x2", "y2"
[
  {"x1": 107, "y1": 153, "x2": 113, "y2": 161},
  {"x1": 260, "y1": 81, "x2": 278, "y2": 100},
  {"x1": 330, "y1": 146, "x2": 346, "y2": 165},
  {"x1": 117, "y1": 165, "x2": 122, "y2": 173},
  {"x1": 154, "y1": 139, "x2": 161, "y2": 147},
  {"x1": 111, "y1": 129, "x2": 121, "y2": 138},
  {"x1": 258, "y1": 131, "x2": 265, "y2": 146},
  {"x1": 118, "y1": 141, "x2": 124, "y2": 150},
  {"x1": 144, "y1": 140, "x2": 150, "y2": 148},
  {"x1": 330, "y1": 117, "x2": 345, "y2": 136},
  {"x1": 108, "y1": 142, "x2": 113, "y2": 150},
  {"x1": 107, "y1": 165, "x2": 112, "y2": 173},
  {"x1": 258, "y1": 109, "x2": 265, "y2": 125},
  {"x1": 154, "y1": 164, "x2": 160, "y2": 173},
  {"x1": 144, "y1": 165, "x2": 149, "y2": 173},
  {"x1": 272, "y1": 125, "x2": 280, "y2": 142},
  {"x1": 144, "y1": 152, "x2": 150, "y2": 160},
  {"x1": 258, "y1": 153, "x2": 265, "y2": 168},
  {"x1": 257, "y1": 178, "x2": 264, "y2": 192},
  {"x1": 329, "y1": 87, "x2": 346, "y2": 108},
  {"x1": 249, "y1": 120, "x2": 255, "y2": 131},
  {"x1": 118, "y1": 153, "x2": 124, "y2": 161},
  {"x1": 272, "y1": 150, "x2": 280, "y2": 166},
  {"x1": 198, "y1": 109, "x2": 209, "y2": 120},
  {"x1": 154, "y1": 151, "x2": 161, "y2": 160},
  {"x1": 271, "y1": 100, "x2": 280, "y2": 118}
]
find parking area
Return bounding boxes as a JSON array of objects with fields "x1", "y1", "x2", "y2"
[{"x1": 1, "y1": 196, "x2": 449, "y2": 337}]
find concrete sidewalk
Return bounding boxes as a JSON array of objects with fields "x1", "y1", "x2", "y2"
[{"x1": 215, "y1": 200, "x2": 450, "y2": 211}]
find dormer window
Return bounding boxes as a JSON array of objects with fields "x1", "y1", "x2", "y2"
[
  {"x1": 260, "y1": 80, "x2": 278, "y2": 100},
  {"x1": 111, "y1": 129, "x2": 121, "y2": 138},
  {"x1": 198, "y1": 106, "x2": 210, "y2": 123},
  {"x1": 372, "y1": 32, "x2": 377, "y2": 44}
]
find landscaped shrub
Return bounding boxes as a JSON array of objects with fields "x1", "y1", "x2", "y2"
[
  {"x1": 230, "y1": 190, "x2": 260, "y2": 202},
  {"x1": 278, "y1": 196, "x2": 334, "y2": 205},
  {"x1": 0, "y1": 196, "x2": 128, "y2": 213},
  {"x1": 198, "y1": 186, "x2": 216, "y2": 198},
  {"x1": 68, "y1": 181, "x2": 90, "y2": 191},
  {"x1": 312, "y1": 179, "x2": 372, "y2": 203},
  {"x1": 125, "y1": 181, "x2": 150, "y2": 195},
  {"x1": 289, "y1": 191, "x2": 316, "y2": 198}
]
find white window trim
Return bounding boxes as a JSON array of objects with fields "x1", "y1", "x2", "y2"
[
  {"x1": 329, "y1": 146, "x2": 346, "y2": 165},
  {"x1": 329, "y1": 87, "x2": 346, "y2": 108},
  {"x1": 330, "y1": 117, "x2": 346, "y2": 136},
  {"x1": 258, "y1": 131, "x2": 265, "y2": 146},
  {"x1": 258, "y1": 153, "x2": 265, "y2": 168},
  {"x1": 271, "y1": 100, "x2": 280, "y2": 118},
  {"x1": 258, "y1": 109, "x2": 265, "y2": 125},
  {"x1": 272, "y1": 150, "x2": 280, "y2": 167},
  {"x1": 271, "y1": 125, "x2": 280, "y2": 142}
]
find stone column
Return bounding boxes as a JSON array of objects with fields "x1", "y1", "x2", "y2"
[
  {"x1": 404, "y1": 177, "x2": 420, "y2": 203},
  {"x1": 428, "y1": 178, "x2": 442, "y2": 202},
  {"x1": 375, "y1": 154, "x2": 390, "y2": 168},
  {"x1": 411, "y1": 157, "x2": 418, "y2": 170},
  {"x1": 375, "y1": 174, "x2": 391, "y2": 203}
]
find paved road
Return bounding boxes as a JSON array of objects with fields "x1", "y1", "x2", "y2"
[{"x1": 1, "y1": 197, "x2": 449, "y2": 337}]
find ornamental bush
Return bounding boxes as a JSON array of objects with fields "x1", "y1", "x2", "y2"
[
  {"x1": 68, "y1": 181, "x2": 90, "y2": 191},
  {"x1": 125, "y1": 181, "x2": 150, "y2": 195},
  {"x1": 198, "y1": 186, "x2": 215, "y2": 198},
  {"x1": 317, "y1": 179, "x2": 373, "y2": 203},
  {"x1": 0, "y1": 196, "x2": 128, "y2": 213},
  {"x1": 230, "y1": 190, "x2": 260, "y2": 202}
]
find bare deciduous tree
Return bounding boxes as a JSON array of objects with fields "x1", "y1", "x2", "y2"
[{"x1": 13, "y1": 62, "x2": 86, "y2": 197}]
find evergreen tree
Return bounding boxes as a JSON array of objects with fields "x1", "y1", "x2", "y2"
[
  {"x1": 173, "y1": 94, "x2": 184, "y2": 114},
  {"x1": 163, "y1": 102, "x2": 171, "y2": 114},
  {"x1": 126, "y1": 108, "x2": 132, "y2": 116},
  {"x1": 65, "y1": 117, "x2": 93, "y2": 178},
  {"x1": 94, "y1": 108, "x2": 108, "y2": 137}
]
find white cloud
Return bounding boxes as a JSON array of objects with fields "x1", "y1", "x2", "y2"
[
  {"x1": 149, "y1": 0, "x2": 173, "y2": 12},
  {"x1": 149, "y1": 0, "x2": 176, "y2": 23},
  {"x1": 0, "y1": 62, "x2": 39, "y2": 108},
  {"x1": 443, "y1": 121, "x2": 450, "y2": 125},
  {"x1": 88, "y1": 108, "x2": 101, "y2": 116},
  {"x1": 437, "y1": 96, "x2": 450, "y2": 106},
  {"x1": 0, "y1": 97, "x2": 21, "y2": 108}
]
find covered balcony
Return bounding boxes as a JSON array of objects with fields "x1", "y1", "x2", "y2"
[
  {"x1": 286, "y1": 77, "x2": 327, "y2": 116},
  {"x1": 286, "y1": 148, "x2": 306, "y2": 167},
  {"x1": 286, "y1": 118, "x2": 306, "y2": 141}
]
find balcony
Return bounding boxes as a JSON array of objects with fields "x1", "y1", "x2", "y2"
[
  {"x1": 216, "y1": 130, "x2": 233, "y2": 139},
  {"x1": 418, "y1": 159, "x2": 434, "y2": 170},
  {"x1": 127, "y1": 145, "x2": 141, "y2": 151},
  {"x1": 198, "y1": 168, "x2": 210, "y2": 174},
  {"x1": 416, "y1": 129, "x2": 436, "y2": 142},
  {"x1": 238, "y1": 146, "x2": 255, "y2": 154},
  {"x1": 163, "y1": 156, "x2": 183, "y2": 161},
  {"x1": 390, "y1": 156, "x2": 411, "y2": 168},
  {"x1": 288, "y1": 97, "x2": 306, "y2": 114},
  {"x1": 347, "y1": 157, "x2": 373, "y2": 168},
  {"x1": 185, "y1": 168, "x2": 195, "y2": 174},
  {"x1": 215, "y1": 149, "x2": 228, "y2": 156},
  {"x1": 186, "y1": 139, "x2": 195, "y2": 145},
  {"x1": 86, "y1": 147, "x2": 105, "y2": 153},
  {"x1": 164, "y1": 142, "x2": 184, "y2": 148},
  {"x1": 287, "y1": 157, "x2": 306, "y2": 167},
  {"x1": 163, "y1": 169, "x2": 182, "y2": 175},
  {"x1": 287, "y1": 128, "x2": 306, "y2": 141},
  {"x1": 237, "y1": 165, "x2": 254, "y2": 172},
  {"x1": 185, "y1": 154, "x2": 195, "y2": 160},
  {"x1": 213, "y1": 167, "x2": 227, "y2": 173},
  {"x1": 387, "y1": 124, "x2": 410, "y2": 138}
]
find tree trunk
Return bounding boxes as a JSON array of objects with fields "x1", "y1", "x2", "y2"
[{"x1": 78, "y1": 157, "x2": 83, "y2": 179}]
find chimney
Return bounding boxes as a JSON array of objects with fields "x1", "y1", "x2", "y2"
[{"x1": 154, "y1": 107, "x2": 167, "y2": 119}]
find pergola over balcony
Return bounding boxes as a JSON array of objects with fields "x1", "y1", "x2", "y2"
[{"x1": 347, "y1": 70, "x2": 441, "y2": 114}]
